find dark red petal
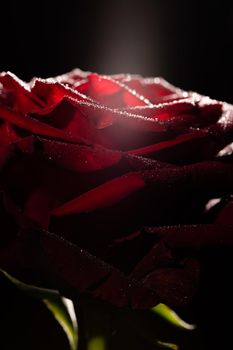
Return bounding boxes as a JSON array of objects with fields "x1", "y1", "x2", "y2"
[
  {"x1": 211, "y1": 106, "x2": 233, "y2": 142},
  {"x1": 142, "y1": 225, "x2": 233, "y2": 250},
  {"x1": 140, "y1": 258, "x2": 200, "y2": 307},
  {"x1": 0, "y1": 72, "x2": 45, "y2": 113},
  {"x1": 52, "y1": 172, "x2": 145, "y2": 216},
  {"x1": 124, "y1": 153, "x2": 174, "y2": 170},
  {"x1": 0, "y1": 136, "x2": 35, "y2": 170},
  {"x1": 39, "y1": 138, "x2": 122, "y2": 173},
  {"x1": 123, "y1": 89, "x2": 150, "y2": 107},
  {"x1": 118, "y1": 76, "x2": 184, "y2": 103},
  {"x1": 0, "y1": 121, "x2": 22, "y2": 145},
  {"x1": 31, "y1": 99, "x2": 112, "y2": 147},
  {"x1": 129, "y1": 240, "x2": 174, "y2": 280},
  {"x1": 53, "y1": 160, "x2": 233, "y2": 225},
  {"x1": 127, "y1": 132, "x2": 206, "y2": 156},
  {"x1": 24, "y1": 186, "x2": 57, "y2": 229},
  {"x1": 89, "y1": 73, "x2": 122, "y2": 96},
  {"x1": 47, "y1": 68, "x2": 89, "y2": 86},
  {"x1": 77, "y1": 102, "x2": 167, "y2": 132},
  {"x1": 0, "y1": 105, "x2": 86, "y2": 143},
  {"x1": 77, "y1": 97, "x2": 221, "y2": 136},
  {"x1": 0, "y1": 144, "x2": 14, "y2": 170},
  {"x1": 87, "y1": 73, "x2": 151, "y2": 107},
  {"x1": 0, "y1": 223, "x2": 159, "y2": 308},
  {"x1": 30, "y1": 78, "x2": 95, "y2": 109},
  {"x1": 215, "y1": 200, "x2": 233, "y2": 225},
  {"x1": 124, "y1": 98, "x2": 197, "y2": 119}
]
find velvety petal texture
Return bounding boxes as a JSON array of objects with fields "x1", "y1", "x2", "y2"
[{"x1": 0, "y1": 69, "x2": 233, "y2": 309}]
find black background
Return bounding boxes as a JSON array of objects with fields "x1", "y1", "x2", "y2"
[{"x1": 1, "y1": 0, "x2": 233, "y2": 102}]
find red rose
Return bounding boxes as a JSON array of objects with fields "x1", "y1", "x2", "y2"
[{"x1": 0, "y1": 69, "x2": 233, "y2": 308}]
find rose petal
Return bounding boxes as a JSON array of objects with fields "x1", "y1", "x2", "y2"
[
  {"x1": 39, "y1": 137, "x2": 122, "y2": 173},
  {"x1": 0, "y1": 104, "x2": 86, "y2": 144},
  {"x1": 87, "y1": 73, "x2": 151, "y2": 107},
  {"x1": 128, "y1": 132, "x2": 206, "y2": 157},
  {"x1": 215, "y1": 200, "x2": 233, "y2": 225},
  {"x1": 0, "y1": 121, "x2": 22, "y2": 145},
  {"x1": 0, "y1": 72, "x2": 45, "y2": 113},
  {"x1": 52, "y1": 172, "x2": 145, "y2": 216}
]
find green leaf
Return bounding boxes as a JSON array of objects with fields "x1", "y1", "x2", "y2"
[
  {"x1": 151, "y1": 303, "x2": 195, "y2": 330},
  {"x1": 43, "y1": 297, "x2": 78, "y2": 350},
  {"x1": 87, "y1": 336, "x2": 107, "y2": 350},
  {"x1": 0, "y1": 269, "x2": 78, "y2": 350},
  {"x1": 156, "y1": 340, "x2": 179, "y2": 349}
]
